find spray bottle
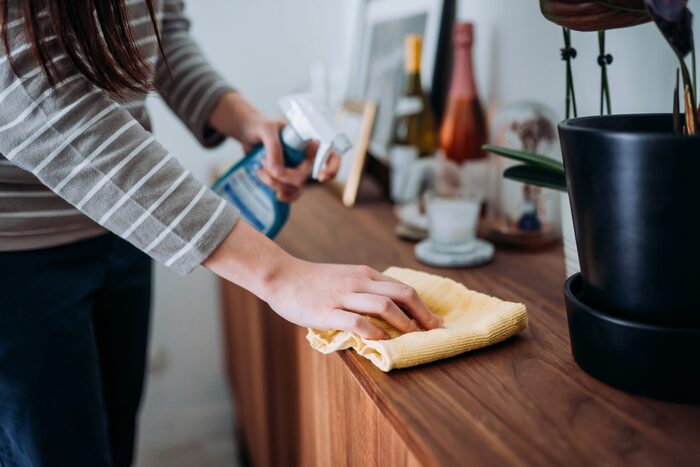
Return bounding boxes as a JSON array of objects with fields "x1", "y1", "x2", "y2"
[{"x1": 212, "y1": 94, "x2": 352, "y2": 238}]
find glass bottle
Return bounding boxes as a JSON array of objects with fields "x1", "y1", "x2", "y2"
[
  {"x1": 389, "y1": 35, "x2": 438, "y2": 202},
  {"x1": 391, "y1": 35, "x2": 437, "y2": 159},
  {"x1": 439, "y1": 22, "x2": 487, "y2": 165}
]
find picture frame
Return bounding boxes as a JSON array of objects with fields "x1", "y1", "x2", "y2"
[
  {"x1": 347, "y1": 0, "x2": 448, "y2": 161},
  {"x1": 329, "y1": 100, "x2": 377, "y2": 207}
]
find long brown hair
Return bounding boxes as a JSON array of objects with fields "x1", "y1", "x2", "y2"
[{"x1": 0, "y1": 0, "x2": 167, "y2": 97}]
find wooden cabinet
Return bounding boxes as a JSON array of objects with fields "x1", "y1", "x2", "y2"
[
  {"x1": 220, "y1": 187, "x2": 700, "y2": 467},
  {"x1": 221, "y1": 281, "x2": 422, "y2": 467}
]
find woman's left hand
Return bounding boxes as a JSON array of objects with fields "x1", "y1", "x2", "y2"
[
  {"x1": 209, "y1": 92, "x2": 340, "y2": 202},
  {"x1": 256, "y1": 138, "x2": 340, "y2": 202}
]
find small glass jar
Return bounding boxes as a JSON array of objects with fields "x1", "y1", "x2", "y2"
[{"x1": 484, "y1": 102, "x2": 561, "y2": 249}]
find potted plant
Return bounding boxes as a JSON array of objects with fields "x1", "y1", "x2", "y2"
[{"x1": 485, "y1": 0, "x2": 700, "y2": 403}]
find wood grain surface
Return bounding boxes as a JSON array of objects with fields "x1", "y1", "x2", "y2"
[{"x1": 222, "y1": 182, "x2": 700, "y2": 467}]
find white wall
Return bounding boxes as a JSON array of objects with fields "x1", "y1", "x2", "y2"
[
  {"x1": 139, "y1": 0, "x2": 699, "y2": 458},
  {"x1": 459, "y1": 0, "x2": 697, "y2": 120}
]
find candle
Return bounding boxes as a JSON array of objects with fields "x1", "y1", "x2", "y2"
[{"x1": 426, "y1": 192, "x2": 480, "y2": 252}]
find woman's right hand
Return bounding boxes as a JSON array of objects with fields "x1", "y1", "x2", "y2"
[
  {"x1": 263, "y1": 259, "x2": 443, "y2": 340},
  {"x1": 204, "y1": 221, "x2": 442, "y2": 340}
]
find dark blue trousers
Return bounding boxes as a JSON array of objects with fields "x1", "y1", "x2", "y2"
[{"x1": 0, "y1": 233, "x2": 152, "y2": 467}]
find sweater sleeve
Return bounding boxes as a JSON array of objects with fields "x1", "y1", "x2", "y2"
[
  {"x1": 0, "y1": 32, "x2": 239, "y2": 275},
  {"x1": 155, "y1": 0, "x2": 235, "y2": 148}
]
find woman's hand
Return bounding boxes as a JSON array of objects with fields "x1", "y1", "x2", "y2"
[
  {"x1": 204, "y1": 222, "x2": 443, "y2": 340},
  {"x1": 209, "y1": 92, "x2": 340, "y2": 202},
  {"x1": 263, "y1": 260, "x2": 443, "y2": 340},
  {"x1": 255, "y1": 139, "x2": 340, "y2": 202}
]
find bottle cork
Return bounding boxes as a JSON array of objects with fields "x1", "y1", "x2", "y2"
[{"x1": 404, "y1": 35, "x2": 423, "y2": 73}]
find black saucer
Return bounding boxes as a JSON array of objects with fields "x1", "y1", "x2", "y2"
[{"x1": 565, "y1": 274, "x2": 700, "y2": 404}]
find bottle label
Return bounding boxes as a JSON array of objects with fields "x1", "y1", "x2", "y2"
[
  {"x1": 395, "y1": 96, "x2": 424, "y2": 117},
  {"x1": 214, "y1": 153, "x2": 276, "y2": 234}
]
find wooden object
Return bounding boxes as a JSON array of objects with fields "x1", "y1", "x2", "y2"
[
  {"x1": 330, "y1": 100, "x2": 376, "y2": 207},
  {"x1": 220, "y1": 184, "x2": 700, "y2": 467}
]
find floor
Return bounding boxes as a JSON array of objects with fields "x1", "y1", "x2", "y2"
[
  {"x1": 134, "y1": 265, "x2": 242, "y2": 467},
  {"x1": 135, "y1": 417, "x2": 241, "y2": 467}
]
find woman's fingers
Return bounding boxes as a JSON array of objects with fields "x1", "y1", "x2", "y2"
[
  {"x1": 256, "y1": 169, "x2": 302, "y2": 201},
  {"x1": 318, "y1": 153, "x2": 341, "y2": 182},
  {"x1": 259, "y1": 122, "x2": 286, "y2": 178},
  {"x1": 361, "y1": 280, "x2": 443, "y2": 330},
  {"x1": 304, "y1": 139, "x2": 320, "y2": 160},
  {"x1": 269, "y1": 159, "x2": 312, "y2": 188},
  {"x1": 255, "y1": 170, "x2": 294, "y2": 199},
  {"x1": 326, "y1": 309, "x2": 389, "y2": 340},
  {"x1": 281, "y1": 189, "x2": 303, "y2": 203},
  {"x1": 259, "y1": 136, "x2": 340, "y2": 188},
  {"x1": 304, "y1": 140, "x2": 341, "y2": 183},
  {"x1": 342, "y1": 293, "x2": 420, "y2": 334}
]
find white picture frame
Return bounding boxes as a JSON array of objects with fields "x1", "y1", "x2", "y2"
[{"x1": 347, "y1": 0, "x2": 445, "y2": 160}]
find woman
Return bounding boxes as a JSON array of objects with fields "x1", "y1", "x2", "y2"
[{"x1": 0, "y1": 1, "x2": 442, "y2": 466}]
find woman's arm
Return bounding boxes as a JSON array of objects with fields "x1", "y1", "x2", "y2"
[
  {"x1": 0, "y1": 25, "x2": 238, "y2": 276},
  {"x1": 204, "y1": 221, "x2": 443, "y2": 339},
  {"x1": 0, "y1": 41, "x2": 440, "y2": 338},
  {"x1": 0, "y1": 1, "x2": 441, "y2": 337}
]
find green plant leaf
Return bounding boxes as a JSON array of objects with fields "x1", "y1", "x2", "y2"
[
  {"x1": 483, "y1": 144, "x2": 565, "y2": 173},
  {"x1": 504, "y1": 165, "x2": 568, "y2": 192},
  {"x1": 540, "y1": 0, "x2": 652, "y2": 31}
]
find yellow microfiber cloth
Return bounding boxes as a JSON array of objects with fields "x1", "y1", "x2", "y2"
[{"x1": 306, "y1": 267, "x2": 528, "y2": 372}]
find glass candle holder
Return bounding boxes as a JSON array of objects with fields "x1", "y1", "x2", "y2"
[{"x1": 484, "y1": 102, "x2": 561, "y2": 249}]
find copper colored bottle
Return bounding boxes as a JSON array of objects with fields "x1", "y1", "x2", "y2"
[{"x1": 439, "y1": 23, "x2": 487, "y2": 164}]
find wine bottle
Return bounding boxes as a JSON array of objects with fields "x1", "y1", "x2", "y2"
[
  {"x1": 392, "y1": 35, "x2": 437, "y2": 159},
  {"x1": 439, "y1": 22, "x2": 487, "y2": 164},
  {"x1": 389, "y1": 35, "x2": 437, "y2": 202}
]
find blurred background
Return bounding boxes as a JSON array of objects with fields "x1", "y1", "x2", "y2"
[{"x1": 136, "y1": 0, "x2": 698, "y2": 465}]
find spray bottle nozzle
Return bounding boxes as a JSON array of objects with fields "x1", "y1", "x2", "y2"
[{"x1": 278, "y1": 94, "x2": 352, "y2": 179}]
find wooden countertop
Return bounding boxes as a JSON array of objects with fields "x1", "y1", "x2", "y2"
[{"x1": 274, "y1": 184, "x2": 700, "y2": 467}]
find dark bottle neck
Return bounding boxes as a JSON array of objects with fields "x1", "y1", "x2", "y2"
[{"x1": 404, "y1": 71, "x2": 424, "y2": 96}]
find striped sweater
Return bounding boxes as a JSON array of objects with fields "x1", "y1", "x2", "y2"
[{"x1": 0, "y1": 0, "x2": 240, "y2": 275}]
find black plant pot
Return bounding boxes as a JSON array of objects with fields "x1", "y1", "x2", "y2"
[
  {"x1": 559, "y1": 114, "x2": 700, "y2": 403},
  {"x1": 564, "y1": 273, "x2": 700, "y2": 403},
  {"x1": 559, "y1": 114, "x2": 700, "y2": 325}
]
